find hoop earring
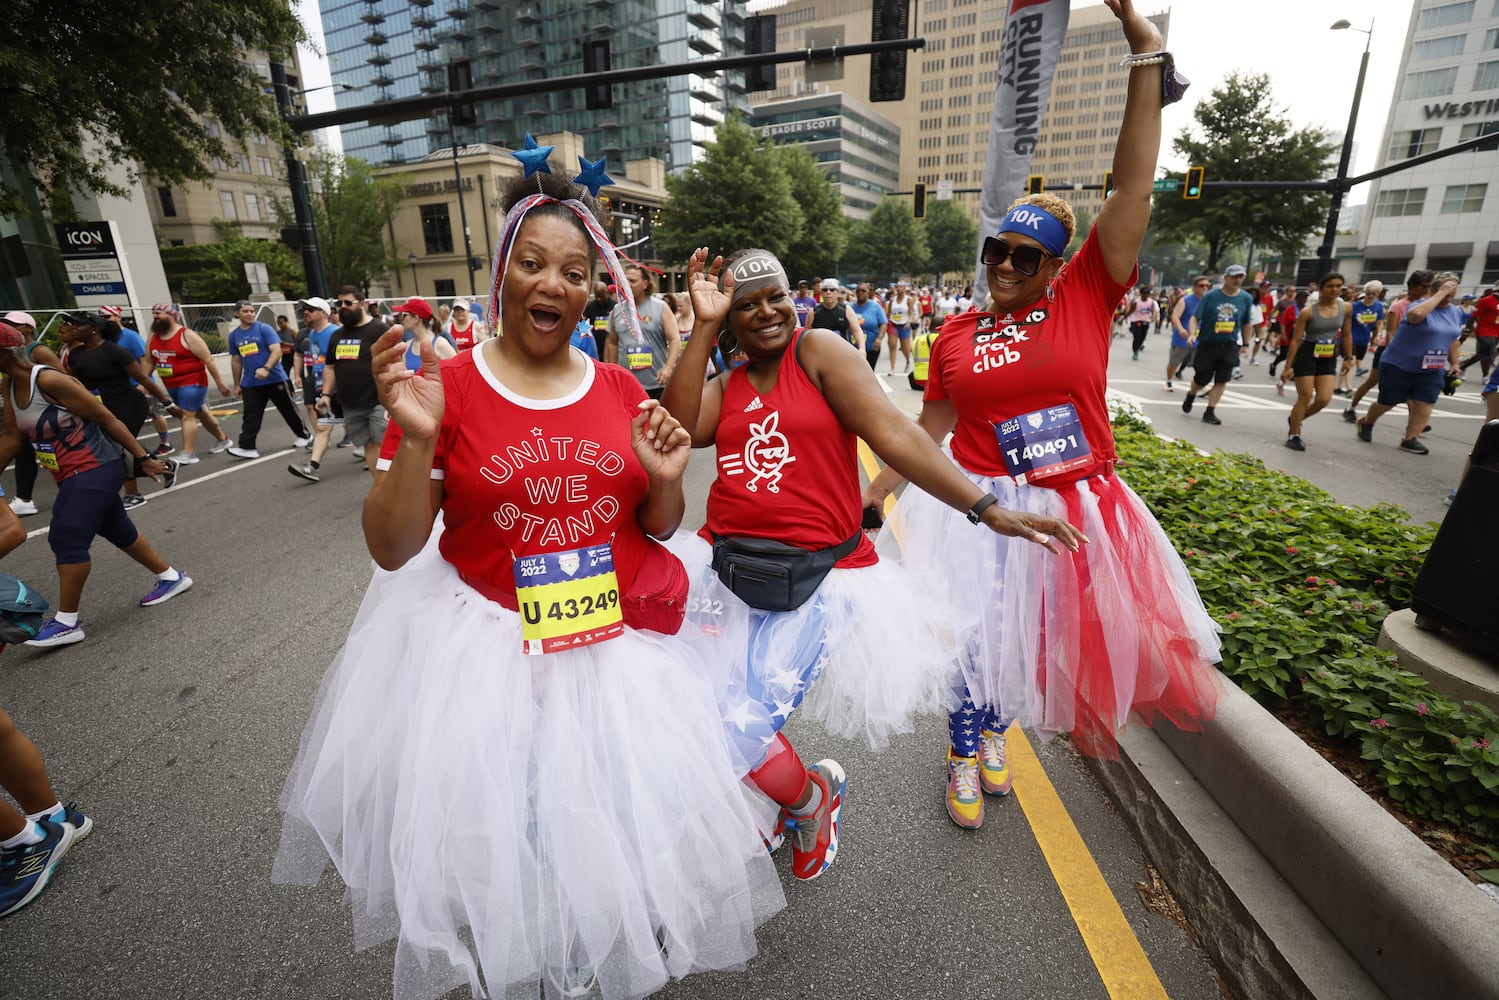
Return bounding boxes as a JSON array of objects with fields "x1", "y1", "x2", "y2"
[{"x1": 717, "y1": 329, "x2": 740, "y2": 359}]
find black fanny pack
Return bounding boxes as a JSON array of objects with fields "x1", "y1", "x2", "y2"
[{"x1": 710, "y1": 530, "x2": 862, "y2": 612}]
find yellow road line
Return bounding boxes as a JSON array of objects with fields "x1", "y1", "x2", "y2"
[
  {"x1": 855, "y1": 439, "x2": 1168, "y2": 1000},
  {"x1": 1008, "y1": 729, "x2": 1169, "y2": 999}
]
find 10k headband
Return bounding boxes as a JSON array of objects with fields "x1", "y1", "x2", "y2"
[
  {"x1": 996, "y1": 204, "x2": 1069, "y2": 258},
  {"x1": 722, "y1": 251, "x2": 789, "y2": 306}
]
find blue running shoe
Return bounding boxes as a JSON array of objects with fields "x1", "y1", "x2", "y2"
[
  {"x1": 48, "y1": 803, "x2": 92, "y2": 844},
  {"x1": 25, "y1": 618, "x2": 85, "y2": 648},
  {"x1": 0, "y1": 819, "x2": 75, "y2": 918},
  {"x1": 140, "y1": 573, "x2": 193, "y2": 607}
]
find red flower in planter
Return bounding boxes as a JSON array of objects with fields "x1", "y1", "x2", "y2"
[
  {"x1": 1286, "y1": 546, "x2": 1299, "y2": 555},
  {"x1": 1476, "y1": 738, "x2": 1492, "y2": 749},
  {"x1": 1416, "y1": 703, "x2": 1428, "y2": 716},
  {"x1": 1369, "y1": 718, "x2": 1390, "y2": 730}
]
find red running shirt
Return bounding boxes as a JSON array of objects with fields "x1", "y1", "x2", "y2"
[
  {"x1": 448, "y1": 321, "x2": 481, "y2": 351},
  {"x1": 379, "y1": 346, "x2": 655, "y2": 601},
  {"x1": 701, "y1": 331, "x2": 876, "y2": 568},
  {"x1": 1474, "y1": 293, "x2": 1499, "y2": 338},
  {"x1": 924, "y1": 227, "x2": 1135, "y2": 487},
  {"x1": 147, "y1": 327, "x2": 208, "y2": 388}
]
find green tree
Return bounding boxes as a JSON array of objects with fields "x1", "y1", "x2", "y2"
[
  {"x1": 771, "y1": 143, "x2": 847, "y2": 282},
  {"x1": 844, "y1": 196, "x2": 930, "y2": 282},
  {"x1": 653, "y1": 117, "x2": 804, "y2": 265},
  {"x1": 921, "y1": 198, "x2": 978, "y2": 279},
  {"x1": 1149, "y1": 72, "x2": 1334, "y2": 273},
  {"x1": 276, "y1": 151, "x2": 407, "y2": 293},
  {"x1": 1, "y1": 1, "x2": 304, "y2": 214},
  {"x1": 160, "y1": 222, "x2": 303, "y2": 302}
]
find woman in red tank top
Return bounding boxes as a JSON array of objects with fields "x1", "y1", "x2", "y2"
[{"x1": 662, "y1": 246, "x2": 1080, "y2": 882}]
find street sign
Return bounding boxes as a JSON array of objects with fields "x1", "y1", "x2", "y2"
[
  {"x1": 54, "y1": 221, "x2": 134, "y2": 308},
  {"x1": 1152, "y1": 178, "x2": 1179, "y2": 193},
  {"x1": 936, "y1": 178, "x2": 953, "y2": 201}
]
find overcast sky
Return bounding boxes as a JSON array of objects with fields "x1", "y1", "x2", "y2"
[{"x1": 292, "y1": 0, "x2": 1418, "y2": 205}]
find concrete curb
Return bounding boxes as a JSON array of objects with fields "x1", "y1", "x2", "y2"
[
  {"x1": 1378, "y1": 607, "x2": 1499, "y2": 713},
  {"x1": 1093, "y1": 675, "x2": 1499, "y2": 1000}
]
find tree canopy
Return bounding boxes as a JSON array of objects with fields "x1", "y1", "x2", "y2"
[
  {"x1": 921, "y1": 198, "x2": 979, "y2": 279},
  {"x1": 844, "y1": 195, "x2": 929, "y2": 282},
  {"x1": 1148, "y1": 72, "x2": 1335, "y2": 274},
  {"x1": 275, "y1": 151, "x2": 407, "y2": 293},
  {"x1": 160, "y1": 223, "x2": 303, "y2": 303},
  {"x1": 1, "y1": 0, "x2": 306, "y2": 214},
  {"x1": 771, "y1": 143, "x2": 848, "y2": 283}
]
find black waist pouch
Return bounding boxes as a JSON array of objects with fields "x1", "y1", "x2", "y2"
[{"x1": 710, "y1": 531, "x2": 861, "y2": 612}]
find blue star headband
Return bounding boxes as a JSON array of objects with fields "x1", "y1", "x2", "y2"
[
  {"x1": 510, "y1": 133, "x2": 554, "y2": 180},
  {"x1": 573, "y1": 155, "x2": 615, "y2": 198}
]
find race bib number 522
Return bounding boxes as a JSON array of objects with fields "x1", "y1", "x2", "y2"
[
  {"x1": 996, "y1": 402, "x2": 1093, "y2": 485},
  {"x1": 513, "y1": 543, "x2": 624, "y2": 655}
]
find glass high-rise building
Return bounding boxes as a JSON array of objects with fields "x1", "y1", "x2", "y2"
[{"x1": 321, "y1": 0, "x2": 753, "y2": 174}]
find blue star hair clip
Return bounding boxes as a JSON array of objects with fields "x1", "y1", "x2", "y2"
[
  {"x1": 573, "y1": 155, "x2": 615, "y2": 198},
  {"x1": 511, "y1": 133, "x2": 554, "y2": 180}
]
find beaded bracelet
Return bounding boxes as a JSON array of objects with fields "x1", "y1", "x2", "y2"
[{"x1": 1118, "y1": 50, "x2": 1168, "y2": 67}]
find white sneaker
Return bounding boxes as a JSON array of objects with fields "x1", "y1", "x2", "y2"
[
  {"x1": 209, "y1": 439, "x2": 231, "y2": 455},
  {"x1": 174, "y1": 453, "x2": 200, "y2": 465},
  {"x1": 292, "y1": 436, "x2": 311, "y2": 448},
  {"x1": 8, "y1": 498, "x2": 37, "y2": 516},
  {"x1": 225, "y1": 446, "x2": 260, "y2": 460}
]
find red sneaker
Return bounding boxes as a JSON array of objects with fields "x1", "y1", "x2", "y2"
[{"x1": 787, "y1": 759, "x2": 846, "y2": 882}]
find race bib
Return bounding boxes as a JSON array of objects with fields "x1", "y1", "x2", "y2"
[
  {"x1": 154, "y1": 365, "x2": 173, "y2": 378},
  {"x1": 335, "y1": 342, "x2": 360, "y2": 361},
  {"x1": 996, "y1": 402, "x2": 1093, "y2": 485},
  {"x1": 1313, "y1": 342, "x2": 1335, "y2": 358},
  {"x1": 513, "y1": 543, "x2": 624, "y2": 655},
  {"x1": 237, "y1": 342, "x2": 259, "y2": 357},
  {"x1": 1357, "y1": 312, "x2": 1376, "y2": 324},
  {"x1": 1214, "y1": 321, "x2": 1236, "y2": 334},
  {"x1": 33, "y1": 442, "x2": 60, "y2": 472},
  {"x1": 626, "y1": 347, "x2": 653, "y2": 372},
  {"x1": 1422, "y1": 350, "x2": 1448, "y2": 370}
]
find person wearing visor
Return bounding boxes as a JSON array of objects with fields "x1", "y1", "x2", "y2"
[
  {"x1": 1184, "y1": 265, "x2": 1255, "y2": 424},
  {"x1": 863, "y1": 0, "x2": 1220, "y2": 829},
  {"x1": 662, "y1": 246, "x2": 1080, "y2": 874},
  {"x1": 809, "y1": 277, "x2": 863, "y2": 350},
  {"x1": 0, "y1": 322, "x2": 191, "y2": 649}
]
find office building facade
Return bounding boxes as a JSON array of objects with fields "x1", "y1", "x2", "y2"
[{"x1": 749, "y1": 93, "x2": 901, "y2": 219}]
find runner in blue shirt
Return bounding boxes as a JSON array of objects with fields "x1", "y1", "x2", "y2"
[
  {"x1": 1166, "y1": 276, "x2": 1208, "y2": 391},
  {"x1": 1343, "y1": 281, "x2": 1386, "y2": 393},
  {"x1": 1355, "y1": 272, "x2": 1464, "y2": 455},
  {"x1": 1184, "y1": 265, "x2": 1254, "y2": 425},
  {"x1": 851, "y1": 284, "x2": 887, "y2": 371},
  {"x1": 226, "y1": 300, "x2": 309, "y2": 459}
]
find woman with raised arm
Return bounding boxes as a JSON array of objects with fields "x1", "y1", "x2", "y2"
[
  {"x1": 863, "y1": 0, "x2": 1220, "y2": 830},
  {"x1": 661, "y1": 246, "x2": 1081, "y2": 881},
  {"x1": 275, "y1": 167, "x2": 782, "y2": 1000}
]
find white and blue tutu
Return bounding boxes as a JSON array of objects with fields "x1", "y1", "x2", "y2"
[
  {"x1": 274, "y1": 525, "x2": 785, "y2": 1000},
  {"x1": 664, "y1": 532, "x2": 963, "y2": 775},
  {"x1": 882, "y1": 458, "x2": 1222, "y2": 758}
]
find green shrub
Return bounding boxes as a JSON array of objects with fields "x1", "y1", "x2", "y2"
[{"x1": 1112, "y1": 409, "x2": 1499, "y2": 846}]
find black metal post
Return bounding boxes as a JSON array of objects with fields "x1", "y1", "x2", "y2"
[
  {"x1": 270, "y1": 61, "x2": 329, "y2": 296},
  {"x1": 449, "y1": 115, "x2": 477, "y2": 297},
  {"x1": 1316, "y1": 33, "x2": 1371, "y2": 279}
]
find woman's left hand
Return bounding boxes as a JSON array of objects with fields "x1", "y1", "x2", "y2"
[
  {"x1": 631, "y1": 399, "x2": 692, "y2": 482},
  {"x1": 1104, "y1": 0, "x2": 1163, "y2": 50}
]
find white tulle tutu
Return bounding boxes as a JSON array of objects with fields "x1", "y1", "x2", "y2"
[
  {"x1": 882, "y1": 461, "x2": 1222, "y2": 758},
  {"x1": 664, "y1": 532, "x2": 962, "y2": 774},
  {"x1": 274, "y1": 527, "x2": 785, "y2": 1000}
]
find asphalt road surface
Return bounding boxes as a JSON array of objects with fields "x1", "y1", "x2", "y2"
[{"x1": 0, "y1": 374, "x2": 1229, "y2": 999}]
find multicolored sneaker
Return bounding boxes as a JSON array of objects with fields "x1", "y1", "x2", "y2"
[
  {"x1": 945, "y1": 749, "x2": 983, "y2": 829},
  {"x1": 787, "y1": 759, "x2": 845, "y2": 882},
  {"x1": 25, "y1": 618, "x2": 85, "y2": 648},
  {"x1": 0, "y1": 819, "x2": 75, "y2": 918},
  {"x1": 763, "y1": 809, "x2": 787, "y2": 854},
  {"x1": 978, "y1": 729, "x2": 1013, "y2": 796}
]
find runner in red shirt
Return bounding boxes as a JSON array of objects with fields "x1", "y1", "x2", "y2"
[
  {"x1": 147, "y1": 304, "x2": 232, "y2": 463},
  {"x1": 1460, "y1": 286, "x2": 1498, "y2": 378},
  {"x1": 663, "y1": 246, "x2": 1078, "y2": 856},
  {"x1": 864, "y1": 0, "x2": 1220, "y2": 828},
  {"x1": 277, "y1": 170, "x2": 784, "y2": 1000}
]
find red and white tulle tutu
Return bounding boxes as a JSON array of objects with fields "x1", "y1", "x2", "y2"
[
  {"x1": 274, "y1": 524, "x2": 784, "y2": 1000},
  {"x1": 882, "y1": 462, "x2": 1222, "y2": 758},
  {"x1": 664, "y1": 532, "x2": 962, "y2": 775}
]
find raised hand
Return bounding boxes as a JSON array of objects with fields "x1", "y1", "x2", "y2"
[
  {"x1": 372, "y1": 327, "x2": 444, "y2": 441},
  {"x1": 630, "y1": 398, "x2": 692, "y2": 483},
  {"x1": 1104, "y1": 0, "x2": 1163, "y2": 51},
  {"x1": 687, "y1": 247, "x2": 733, "y2": 331}
]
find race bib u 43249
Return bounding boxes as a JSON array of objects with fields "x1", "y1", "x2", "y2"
[{"x1": 513, "y1": 543, "x2": 624, "y2": 655}]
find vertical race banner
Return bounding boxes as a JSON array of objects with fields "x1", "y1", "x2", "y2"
[{"x1": 975, "y1": 0, "x2": 1071, "y2": 297}]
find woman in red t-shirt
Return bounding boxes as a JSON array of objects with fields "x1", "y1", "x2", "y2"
[
  {"x1": 662, "y1": 246, "x2": 1078, "y2": 880},
  {"x1": 864, "y1": 0, "x2": 1220, "y2": 830},
  {"x1": 276, "y1": 170, "x2": 783, "y2": 1000}
]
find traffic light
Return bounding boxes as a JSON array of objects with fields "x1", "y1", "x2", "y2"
[
  {"x1": 912, "y1": 182, "x2": 926, "y2": 219},
  {"x1": 447, "y1": 61, "x2": 476, "y2": 127},
  {"x1": 1184, "y1": 165, "x2": 1205, "y2": 199},
  {"x1": 745, "y1": 15, "x2": 777, "y2": 92},
  {"x1": 870, "y1": 0, "x2": 910, "y2": 102},
  {"x1": 279, "y1": 226, "x2": 304, "y2": 251},
  {"x1": 1026, "y1": 175, "x2": 1044, "y2": 196},
  {"x1": 583, "y1": 40, "x2": 612, "y2": 110},
  {"x1": 1102, "y1": 171, "x2": 1114, "y2": 199}
]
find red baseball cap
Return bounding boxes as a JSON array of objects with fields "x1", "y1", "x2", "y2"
[
  {"x1": 391, "y1": 297, "x2": 433, "y2": 320},
  {"x1": 0, "y1": 323, "x2": 25, "y2": 350}
]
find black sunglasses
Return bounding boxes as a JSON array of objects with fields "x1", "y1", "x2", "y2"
[{"x1": 980, "y1": 237, "x2": 1051, "y2": 277}]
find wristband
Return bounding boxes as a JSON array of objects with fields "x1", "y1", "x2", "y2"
[{"x1": 966, "y1": 493, "x2": 1000, "y2": 525}]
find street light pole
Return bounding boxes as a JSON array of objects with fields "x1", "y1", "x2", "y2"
[
  {"x1": 408, "y1": 252, "x2": 419, "y2": 294},
  {"x1": 271, "y1": 61, "x2": 331, "y2": 297},
  {"x1": 1316, "y1": 19, "x2": 1373, "y2": 279}
]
